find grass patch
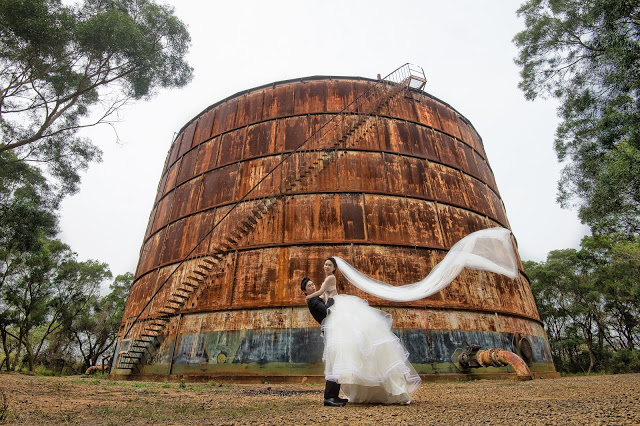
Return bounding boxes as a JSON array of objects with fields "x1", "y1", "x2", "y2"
[{"x1": 34, "y1": 366, "x2": 59, "y2": 377}]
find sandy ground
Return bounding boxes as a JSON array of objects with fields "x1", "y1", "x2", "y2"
[{"x1": 0, "y1": 372, "x2": 638, "y2": 425}]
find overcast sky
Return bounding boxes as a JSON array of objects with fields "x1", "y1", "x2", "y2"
[{"x1": 58, "y1": 1, "x2": 590, "y2": 287}]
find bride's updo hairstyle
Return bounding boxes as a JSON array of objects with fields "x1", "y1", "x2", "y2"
[{"x1": 326, "y1": 257, "x2": 338, "y2": 275}]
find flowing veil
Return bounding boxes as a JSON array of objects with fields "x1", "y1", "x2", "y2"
[{"x1": 333, "y1": 227, "x2": 519, "y2": 302}]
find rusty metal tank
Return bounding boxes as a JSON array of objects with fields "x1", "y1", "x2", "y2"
[{"x1": 112, "y1": 71, "x2": 556, "y2": 381}]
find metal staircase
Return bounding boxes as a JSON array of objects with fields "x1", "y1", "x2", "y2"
[{"x1": 115, "y1": 64, "x2": 427, "y2": 371}]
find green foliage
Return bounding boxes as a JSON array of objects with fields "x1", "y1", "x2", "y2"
[
  {"x1": 35, "y1": 365, "x2": 59, "y2": 376},
  {"x1": 607, "y1": 349, "x2": 640, "y2": 374},
  {"x1": 0, "y1": 238, "x2": 112, "y2": 371},
  {"x1": 0, "y1": 0, "x2": 193, "y2": 196},
  {"x1": 526, "y1": 233, "x2": 640, "y2": 373},
  {"x1": 514, "y1": 0, "x2": 640, "y2": 235},
  {"x1": 70, "y1": 272, "x2": 131, "y2": 371}
]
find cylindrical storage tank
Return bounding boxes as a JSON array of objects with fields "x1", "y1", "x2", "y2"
[{"x1": 112, "y1": 74, "x2": 556, "y2": 381}]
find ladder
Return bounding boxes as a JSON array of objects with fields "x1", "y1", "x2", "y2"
[{"x1": 115, "y1": 64, "x2": 426, "y2": 371}]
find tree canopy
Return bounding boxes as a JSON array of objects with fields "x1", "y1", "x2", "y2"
[
  {"x1": 525, "y1": 234, "x2": 640, "y2": 374},
  {"x1": 514, "y1": 0, "x2": 640, "y2": 236},
  {"x1": 0, "y1": 0, "x2": 193, "y2": 196}
]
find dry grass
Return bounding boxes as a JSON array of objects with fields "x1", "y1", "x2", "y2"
[{"x1": 1, "y1": 372, "x2": 639, "y2": 425}]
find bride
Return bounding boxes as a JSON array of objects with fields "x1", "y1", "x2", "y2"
[
  {"x1": 305, "y1": 256, "x2": 420, "y2": 404},
  {"x1": 304, "y1": 227, "x2": 519, "y2": 404}
]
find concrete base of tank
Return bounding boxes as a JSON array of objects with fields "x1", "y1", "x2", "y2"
[{"x1": 110, "y1": 307, "x2": 558, "y2": 382}]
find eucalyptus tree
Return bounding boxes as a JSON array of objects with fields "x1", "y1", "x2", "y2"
[
  {"x1": 514, "y1": 0, "x2": 640, "y2": 235},
  {"x1": 0, "y1": 0, "x2": 193, "y2": 196},
  {"x1": 0, "y1": 239, "x2": 111, "y2": 372}
]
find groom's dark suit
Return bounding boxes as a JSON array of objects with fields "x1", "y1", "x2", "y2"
[{"x1": 306, "y1": 296, "x2": 341, "y2": 401}]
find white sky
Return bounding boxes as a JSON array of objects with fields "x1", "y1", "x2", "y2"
[{"x1": 58, "y1": 1, "x2": 590, "y2": 286}]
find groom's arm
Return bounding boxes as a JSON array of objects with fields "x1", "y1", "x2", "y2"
[{"x1": 306, "y1": 296, "x2": 328, "y2": 325}]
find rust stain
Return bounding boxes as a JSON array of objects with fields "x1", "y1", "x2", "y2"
[{"x1": 122, "y1": 77, "x2": 545, "y2": 368}]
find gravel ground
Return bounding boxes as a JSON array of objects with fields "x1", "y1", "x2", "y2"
[{"x1": 1, "y1": 372, "x2": 638, "y2": 425}]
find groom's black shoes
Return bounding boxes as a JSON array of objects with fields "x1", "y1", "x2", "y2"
[
  {"x1": 324, "y1": 397, "x2": 347, "y2": 407},
  {"x1": 338, "y1": 397, "x2": 348, "y2": 404}
]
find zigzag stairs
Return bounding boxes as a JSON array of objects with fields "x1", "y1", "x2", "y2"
[{"x1": 116, "y1": 64, "x2": 424, "y2": 371}]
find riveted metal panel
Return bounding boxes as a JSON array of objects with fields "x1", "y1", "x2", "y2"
[
  {"x1": 199, "y1": 164, "x2": 240, "y2": 210},
  {"x1": 326, "y1": 79, "x2": 356, "y2": 112},
  {"x1": 414, "y1": 96, "x2": 443, "y2": 129},
  {"x1": 346, "y1": 245, "x2": 438, "y2": 308},
  {"x1": 384, "y1": 154, "x2": 431, "y2": 199},
  {"x1": 194, "y1": 136, "x2": 220, "y2": 176},
  {"x1": 193, "y1": 108, "x2": 215, "y2": 147},
  {"x1": 236, "y1": 155, "x2": 283, "y2": 200},
  {"x1": 457, "y1": 141, "x2": 481, "y2": 179},
  {"x1": 284, "y1": 193, "x2": 351, "y2": 243},
  {"x1": 428, "y1": 163, "x2": 469, "y2": 208},
  {"x1": 243, "y1": 199, "x2": 285, "y2": 247},
  {"x1": 160, "y1": 218, "x2": 186, "y2": 265},
  {"x1": 170, "y1": 177, "x2": 202, "y2": 222},
  {"x1": 231, "y1": 247, "x2": 281, "y2": 308},
  {"x1": 343, "y1": 114, "x2": 381, "y2": 151},
  {"x1": 235, "y1": 90, "x2": 264, "y2": 129},
  {"x1": 274, "y1": 115, "x2": 309, "y2": 152},
  {"x1": 217, "y1": 127, "x2": 246, "y2": 167},
  {"x1": 433, "y1": 100, "x2": 462, "y2": 139},
  {"x1": 168, "y1": 133, "x2": 182, "y2": 166},
  {"x1": 455, "y1": 115, "x2": 476, "y2": 151},
  {"x1": 438, "y1": 203, "x2": 495, "y2": 247},
  {"x1": 136, "y1": 228, "x2": 163, "y2": 277},
  {"x1": 283, "y1": 244, "x2": 352, "y2": 296},
  {"x1": 262, "y1": 83, "x2": 294, "y2": 120},
  {"x1": 180, "y1": 209, "x2": 215, "y2": 258},
  {"x1": 244, "y1": 120, "x2": 276, "y2": 159},
  {"x1": 364, "y1": 195, "x2": 444, "y2": 248},
  {"x1": 176, "y1": 148, "x2": 198, "y2": 186},
  {"x1": 433, "y1": 132, "x2": 462, "y2": 170},
  {"x1": 154, "y1": 173, "x2": 169, "y2": 205},
  {"x1": 336, "y1": 151, "x2": 388, "y2": 193},
  {"x1": 211, "y1": 98, "x2": 238, "y2": 136},
  {"x1": 187, "y1": 251, "x2": 236, "y2": 312},
  {"x1": 294, "y1": 80, "x2": 327, "y2": 115},
  {"x1": 407, "y1": 122, "x2": 439, "y2": 161},
  {"x1": 163, "y1": 158, "x2": 181, "y2": 195},
  {"x1": 466, "y1": 175, "x2": 497, "y2": 218},
  {"x1": 178, "y1": 120, "x2": 197, "y2": 158},
  {"x1": 389, "y1": 93, "x2": 419, "y2": 123},
  {"x1": 379, "y1": 118, "x2": 413, "y2": 155},
  {"x1": 122, "y1": 270, "x2": 158, "y2": 320},
  {"x1": 151, "y1": 192, "x2": 174, "y2": 235}
]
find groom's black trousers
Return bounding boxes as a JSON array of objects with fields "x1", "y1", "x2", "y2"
[{"x1": 306, "y1": 296, "x2": 340, "y2": 400}]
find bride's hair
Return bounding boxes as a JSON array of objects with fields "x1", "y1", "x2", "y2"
[{"x1": 325, "y1": 257, "x2": 338, "y2": 275}]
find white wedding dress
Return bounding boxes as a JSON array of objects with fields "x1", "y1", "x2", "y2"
[
  {"x1": 322, "y1": 295, "x2": 421, "y2": 404},
  {"x1": 321, "y1": 227, "x2": 519, "y2": 404}
]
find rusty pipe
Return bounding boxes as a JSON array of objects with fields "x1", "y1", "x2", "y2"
[
  {"x1": 456, "y1": 345, "x2": 533, "y2": 380},
  {"x1": 476, "y1": 348, "x2": 532, "y2": 380}
]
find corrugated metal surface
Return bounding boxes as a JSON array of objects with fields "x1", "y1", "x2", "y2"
[{"x1": 117, "y1": 76, "x2": 555, "y2": 379}]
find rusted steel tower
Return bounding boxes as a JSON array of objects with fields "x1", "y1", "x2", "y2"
[{"x1": 112, "y1": 65, "x2": 556, "y2": 381}]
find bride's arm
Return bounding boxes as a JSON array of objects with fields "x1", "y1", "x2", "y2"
[{"x1": 305, "y1": 276, "x2": 334, "y2": 300}]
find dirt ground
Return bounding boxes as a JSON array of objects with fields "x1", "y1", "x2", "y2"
[{"x1": 0, "y1": 372, "x2": 638, "y2": 425}]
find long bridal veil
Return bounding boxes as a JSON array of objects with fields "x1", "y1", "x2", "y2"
[{"x1": 333, "y1": 227, "x2": 519, "y2": 302}]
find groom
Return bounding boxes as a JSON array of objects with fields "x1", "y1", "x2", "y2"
[{"x1": 300, "y1": 277, "x2": 347, "y2": 407}]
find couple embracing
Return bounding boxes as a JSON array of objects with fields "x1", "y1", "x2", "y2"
[
  {"x1": 298, "y1": 228, "x2": 521, "y2": 406},
  {"x1": 300, "y1": 257, "x2": 421, "y2": 406}
]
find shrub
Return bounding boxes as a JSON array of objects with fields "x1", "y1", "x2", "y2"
[{"x1": 608, "y1": 349, "x2": 640, "y2": 374}]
